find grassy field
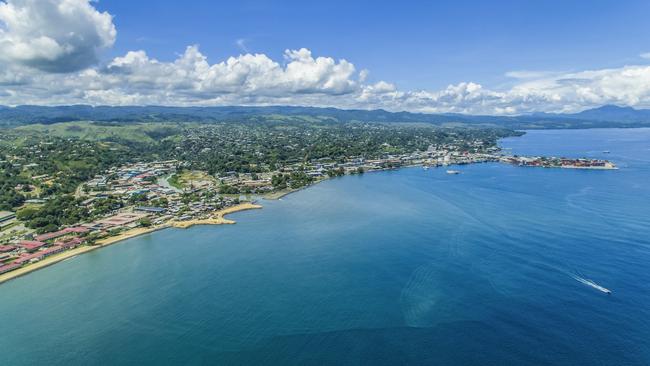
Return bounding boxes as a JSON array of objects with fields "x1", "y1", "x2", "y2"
[
  {"x1": 169, "y1": 170, "x2": 218, "y2": 189},
  {"x1": 16, "y1": 121, "x2": 185, "y2": 144}
]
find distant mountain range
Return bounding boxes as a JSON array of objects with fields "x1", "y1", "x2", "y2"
[
  {"x1": 1, "y1": 104, "x2": 649, "y2": 129},
  {"x1": 531, "y1": 105, "x2": 650, "y2": 123}
]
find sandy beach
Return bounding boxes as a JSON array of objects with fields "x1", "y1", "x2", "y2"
[
  {"x1": 0, "y1": 202, "x2": 262, "y2": 285},
  {"x1": 171, "y1": 202, "x2": 262, "y2": 228},
  {"x1": 95, "y1": 225, "x2": 169, "y2": 247},
  {"x1": 263, "y1": 177, "x2": 330, "y2": 200},
  {"x1": 0, "y1": 225, "x2": 167, "y2": 285},
  {"x1": 0, "y1": 245, "x2": 97, "y2": 285}
]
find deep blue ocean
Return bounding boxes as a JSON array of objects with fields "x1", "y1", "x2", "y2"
[{"x1": 1, "y1": 128, "x2": 649, "y2": 365}]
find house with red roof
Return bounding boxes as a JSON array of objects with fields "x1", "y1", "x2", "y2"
[
  {"x1": 19, "y1": 240, "x2": 47, "y2": 252},
  {"x1": 13, "y1": 246, "x2": 65, "y2": 265},
  {"x1": 0, "y1": 263, "x2": 21, "y2": 275},
  {"x1": 56, "y1": 237, "x2": 85, "y2": 249},
  {"x1": 0, "y1": 245, "x2": 15, "y2": 253},
  {"x1": 35, "y1": 227, "x2": 89, "y2": 242}
]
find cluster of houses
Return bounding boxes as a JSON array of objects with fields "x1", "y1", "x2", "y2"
[
  {"x1": 85, "y1": 160, "x2": 181, "y2": 195},
  {"x1": 81, "y1": 140, "x2": 503, "y2": 199},
  {"x1": 84, "y1": 160, "x2": 244, "y2": 221},
  {"x1": 0, "y1": 208, "x2": 171, "y2": 276},
  {"x1": 218, "y1": 171, "x2": 274, "y2": 193},
  {"x1": 293, "y1": 145, "x2": 501, "y2": 179},
  {"x1": 0, "y1": 226, "x2": 89, "y2": 275},
  {"x1": 500, "y1": 156, "x2": 617, "y2": 169},
  {"x1": 0, "y1": 207, "x2": 175, "y2": 276},
  {"x1": 0, "y1": 161, "x2": 185, "y2": 276}
]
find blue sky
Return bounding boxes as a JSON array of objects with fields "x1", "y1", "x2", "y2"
[
  {"x1": 1, "y1": 0, "x2": 650, "y2": 113},
  {"x1": 97, "y1": 0, "x2": 650, "y2": 90}
]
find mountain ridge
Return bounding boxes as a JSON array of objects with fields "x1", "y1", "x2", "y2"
[{"x1": 1, "y1": 104, "x2": 649, "y2": 129}]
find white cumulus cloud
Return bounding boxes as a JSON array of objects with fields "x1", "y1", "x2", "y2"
[
  {"x1": 0, "y1": 0, "x2": 116, "y2": 72},
  {"x1": 4, "y1": 47, "x2": 650, "y2": 115},
  {"x1": 96, "y1": 46, "x2": 359, "y2": 101}
]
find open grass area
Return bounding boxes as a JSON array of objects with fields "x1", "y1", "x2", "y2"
[
  {"x1": 16, "y1": 121, "x2": 185, "y2": 144},
  {"x1": 168, "y1": 170, "x2": 218, "y2": 189},
  {"x1": 167, "y1": 174, "x2": 183, "y2": 190}
]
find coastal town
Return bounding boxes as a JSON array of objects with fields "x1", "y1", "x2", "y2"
[
  {"x1": 1, "y1": 1, "x2": 648, "y2": 362},
  {"x1": 0, "y1": 132, "x2": 616, "y2": 282}
]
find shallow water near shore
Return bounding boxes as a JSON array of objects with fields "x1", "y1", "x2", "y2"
[{"x1": 1, "y1": 128, "x2": 650, "y2": 365}]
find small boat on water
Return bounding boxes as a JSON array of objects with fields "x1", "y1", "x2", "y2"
[
  {"x1": 422, "y1": 166, "x2": 429, "y2": 170},
  {"x1": 603, "y1": 150, "x2": 611, "y2": 154},
  {"x1": 574, "y1": 276, "x2": 611, "y2": 294},
  {"x1": 446, "y1": 170, "x2": 461, "y2": 175}
]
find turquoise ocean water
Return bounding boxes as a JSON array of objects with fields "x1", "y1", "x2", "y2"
[{"x1": 1, "y1": 128, "x2": 649, "y2": 365}]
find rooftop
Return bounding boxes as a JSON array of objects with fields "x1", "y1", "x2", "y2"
[
  {"x1": 0, "y1": 245, "x2": 16, "y2": 253},
  {"x1": 19, "y1": 241, "x2": 47, "y2": 251},
  {"x1": 35, "y1": 227, "x2": 89, "y2": 242}
]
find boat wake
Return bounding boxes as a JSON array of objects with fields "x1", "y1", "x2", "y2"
[{"x1": 573, "y1": 275, "x2": 611, "y2": 294}]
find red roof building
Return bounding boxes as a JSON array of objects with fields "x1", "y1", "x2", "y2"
[
  {"x1": 0, "y1": 245, "x2": 15, "y2": 253},
  {"x1": 56, "y1": 237, "x2": 84, "y2": 249},
  {"x1": 66, "y1": 227, "x2": 90, "y2": 234},
  {"x1": 41, "y1": 245, "x2": 65, "y2": 257},
  {"x1": 14, "y1": 252, "x2": 43, "y2": 265},
  {"x1": 13, "y1": 246, "x2": 64, "y2": 265},
  {"x1": 0, "y1": 263, "x2": 21, "y2": 274},
  {"x1": 19, "y1": 240, "x2": 47, "y2": 252},
  {"x1": 35, "y1": 227, "x2": 89, "y2": 242}
]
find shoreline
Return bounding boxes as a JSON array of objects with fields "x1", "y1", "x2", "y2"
[
  {"x1": 0, "y1": 202, "x2": 263, "y2": 286},
  {"x1": 263, "y1": 185, "x2": 315, "y2": 200},
  {"x1": 0, "y1": 225, "x2": 168, "y2": 285},
  {"x1": 171, "y1": 202, "x2": 263, "y2": 228},
  {"x1": 0, "y1": 157, "x2": 615, "y2": 286}
]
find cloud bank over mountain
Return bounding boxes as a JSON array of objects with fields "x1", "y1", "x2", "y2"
[{"x1": 1, "y1": 0, "x2": 650, "y2": 115}]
